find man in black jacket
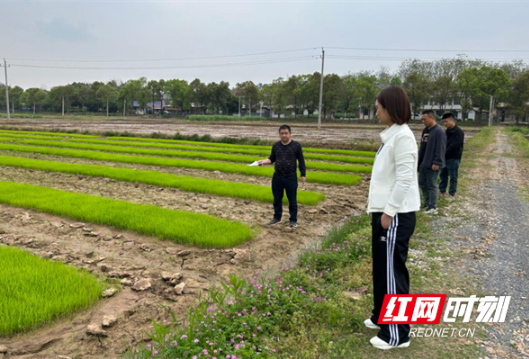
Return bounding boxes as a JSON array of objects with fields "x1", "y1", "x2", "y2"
[
  {"x1": 418, "y1": 110, "x2": 447, "y2": 215},
  {"x1": 439, "y1": 113, "x2": 464, "y2": 197},
  {"x1": 258, "y1": 124, "x2": 306, "y2": 228}
]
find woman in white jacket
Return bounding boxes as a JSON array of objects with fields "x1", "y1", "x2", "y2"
[{"x1": 364, "y1": 86, "x2": 421, "y2": 350}]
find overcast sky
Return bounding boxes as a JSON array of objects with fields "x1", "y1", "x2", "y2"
[{"x1": 1, "y1": 0, "x2": 529, "y2": 89}]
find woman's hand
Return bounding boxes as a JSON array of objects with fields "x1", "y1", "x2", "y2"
[{"x1": 381, "y1": 213, "x2": 393, "y2": 229}]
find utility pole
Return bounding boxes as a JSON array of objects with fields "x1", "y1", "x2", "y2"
[
  {"x1": 123, "y1": 99, "x2": 126, "y2": 117},
  {"x1": 106, "y1": 98, "x2": 109, "y2": 117},
  {"x1": 62, "y1": 96, "x2": 65, "y2": 116},
  {"x1": 238, "y1": 96, "x2": 241, "y2": 117},
  {"x1": 2, "y1": 59, "x2": 10, "y2": 119},
  {"x1": 317, "y1": 48, "x2": 325, "y2": 130},
  {"x1": 488, "y1": 95, "x2": 494, "y2": 127}
]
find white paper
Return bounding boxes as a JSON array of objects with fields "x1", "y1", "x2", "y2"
[{"x1": 247, "y1": 161, "x2": 259, "y2": 167}]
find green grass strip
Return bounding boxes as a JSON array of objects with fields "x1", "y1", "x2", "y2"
[
  {"x1": 0, "y1": 155, "x2": 325, "y2": 205},
  {"x1": 0, "y1": 143, "x2": 363, "y2": 186},
  {"x1": 109, "y1": 135, "x2": 377, "y2": 157},
  {"x1": 0, "y1": 137, "x2": 373, "y2": 174},
  {"x1": 0, "y1": 245, "x2": 103, "y2": 336},
  {"x1": 0, "y1": 129, "x2": 98, "y2": 138},
  {"x1": 0, "y1": 129, "x2": 376, "y2": 157},
  {"x1": 0, "y1": 130, "x2": 375, "y2": 164},
  {"x1": 0, "y1": 181, "x2": 254, "y2": 248}
]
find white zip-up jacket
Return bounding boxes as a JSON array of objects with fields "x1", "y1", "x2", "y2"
[{"x1": 367, "y1": 123, "x2": 421, "y2": 216}]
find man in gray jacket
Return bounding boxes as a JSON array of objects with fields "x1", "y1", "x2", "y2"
[{"x1": 418, "y1": 110, "x2": 446, "y2": 215}]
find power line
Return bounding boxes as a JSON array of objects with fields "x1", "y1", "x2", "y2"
[
  {"x1": 326, "y1": 55, "x2": 529, "y2": 62},
  {"x1": 7, "y1": 48, "x2": 318, "y2": 63},
  {"x1": 9, "y1": 56, "x2": 318, "y2": 70},
  {"x1": 326, "y1": 46, "x2": 529, "y2": 53}
]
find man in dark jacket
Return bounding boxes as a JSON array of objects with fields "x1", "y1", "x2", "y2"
[
  {"x1": 439, "y1": 113, "x2": 464, "y2": 197},
  {"x1": 418, "y1": 110, "x2": 447, "y2": 215},
  {"x1": 258, "y1": 124, "x2": 306, "y2": 228}
]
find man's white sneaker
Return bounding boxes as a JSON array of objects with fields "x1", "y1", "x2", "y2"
[
  {"x1": 363, "y1": 318, "x2": 381, "y2": 330},
  {"x1": 370, "y1": 336, "x2": 410, "y2": 350}
]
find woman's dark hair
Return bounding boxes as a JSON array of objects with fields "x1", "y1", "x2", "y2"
[{"x1": 376, "y1": 86, "x2": 411, "y2": 125}]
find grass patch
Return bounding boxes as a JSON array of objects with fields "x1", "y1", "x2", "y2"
[
  {"x1": 0, "y1": 143, "x2": 362, "y2": 186},
  {"x1": 0, "y1": 181, "x2": 254, "y2": 248},
  {"x1": 506, "y1": 126, "x2": 529, "y2": 158},
  {"x1": 0, "y1": 245, "x2": 103, "y2": 336},
  {"x1": 0, "y1": 154, "x2": 325, "y2": 205},
  {"x1": 505, "y1": 127, "x2": 529, "y2": 200},
  {"x1": 126, "y1": 209, "x2": 482, "y2": 358},
  {"x1": 0, "y1": 137, "x2": 373, "y2": 174}
]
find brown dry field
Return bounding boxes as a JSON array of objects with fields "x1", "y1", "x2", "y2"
[
  {"x1": 0, "y1": 117, "x2": 478, "y2": 144},
  {"x1": 0, "y1": 119, "x2": 478, "y2": 359}
]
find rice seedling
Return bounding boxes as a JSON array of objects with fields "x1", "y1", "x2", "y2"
[
  {"x1": 0, "y1": 181, "x2": 254, "y2": 248},
  {"x1": 0, "y1": 131, "x2": 375, "y2": 165},
  {"x1": 0, "y1": 155, "x2": 325, "y2": 205},
  {"x1": 0, "y1": 129, "x2": 376, "y2": 157},
  {"x1": 0, "y1": 143, "x2": 363, "y2": 186},
  {"x1": 0, "y1": 245, "x2": 103, "y2": 336},
  {"x1": 0, "y1": 137, "x2": 373, "y2": 174}
]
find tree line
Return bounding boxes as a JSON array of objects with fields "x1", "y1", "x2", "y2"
[{"x1": 1, "y1": 56, "x2": 528, "y2": 122}]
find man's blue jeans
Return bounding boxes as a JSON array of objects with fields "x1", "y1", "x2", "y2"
[
  {"x1": 439, "y1": 159, "x2": 460, "y2": 196},
  {"x1": 419, "y1": 167, "x2": 440, "y2": 209}
]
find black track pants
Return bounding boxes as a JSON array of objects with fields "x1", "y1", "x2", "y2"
[
  {"x1": 271, "y1": 173, "x2": 298, "y2": 222},
  {"x1": 370, "y1": 211, "x2": 416, "y2": 346}
]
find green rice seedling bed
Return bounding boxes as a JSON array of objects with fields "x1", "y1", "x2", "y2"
[
  {"x1": 109, "y1": 135, "x2": 377, "y2": 157},
  {"x1": 0, "y1": 143, "x2": 363, "y2": 186},
  {"x1": 0, "y1": 181, "x2": 254, "y2": 247},
  {"x1": 0, "y1": 155, "x2": 325, "y2": 205},
  {"x1": 0, "y1": 130, "x2": 376, "y2": 157},
  {"x1": 0, "y1": 245, "x2": 102, "y2": 336},
  {"x1": 0, "y1": 131, "x2": 375, "y2": 165},
  {"x1": 0, "y1": 138, "x2": 373, "y2": 174},
  {"x1": 0, "y1": 129, "x2": 98, "y2": 138}
]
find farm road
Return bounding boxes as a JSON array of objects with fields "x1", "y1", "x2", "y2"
[{"x1": 435, "y1": 129, "x2": 529, "y2": 358}]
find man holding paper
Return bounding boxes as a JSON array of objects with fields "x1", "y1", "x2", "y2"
[{"x1": 257, "y1": 124, "x2": 306, "y2": 228}]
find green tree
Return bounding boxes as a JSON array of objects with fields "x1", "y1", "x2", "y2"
[
  {"x1": 322, "y1": 74, "x2": 343, "y2": 119},
  {"x1": 48, "y1": 85, "x2": 71, "y2": 113},
  {"x1": 118, "y1": 77, "x2": 148, "y2": 115},
  {"x1": 9, "y1": 86, "x2": 24, "y2": 113},
  {"x1": 166, "y1": 79, "x2": 190, "y2": 114},
  {"x1": 235, "y1": 81, "x2": 259, "y2": 116},
  {"x1": 259, "y1": 84, "x2": 274, "y2": 117},
  {"x1": 283, "y1": 76, "x2": 302, "y2": 117},
  {"x1": 189, "y1": 79, "x2": 208, "y2": 114},
  {"x1": 510, "y1": 70, "x2": 529, "y2": 123},
  {"x1": 21, "y1": 88, "x2": 48, "y2": 114},
  {"x1": 271, "y1": 78, "x2": 287, "y2": 119},
  {"x1": 456, "y1": 66, "x2": 510, "y2": 123},
  {"x1": 96, "y1": 84, "x2": 119, "y2": 117},
  {"x1": 403, "y1": 72, "x2": 431, "y2": 118},
  {"x1": 432, "y1": 75, "x2": 457, "y2": 113}
]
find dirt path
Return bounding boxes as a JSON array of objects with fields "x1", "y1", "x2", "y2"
[{"x1": 435, "y1": 129, "x2": 529, "y2": 358}]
